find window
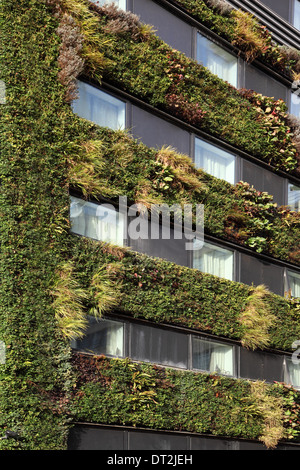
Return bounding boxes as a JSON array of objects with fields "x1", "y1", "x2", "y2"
[
  {"x1": 288, "y1": 182, "x2": 300, "y2": 211},
  {"x1": 71, "y1": 317, "x2": 124, "y2": 357},
  {"x1": 192, "y1": 337, "x2": 234, "y2": 376},
  {"x1": 72, "y1": 81, "x2": 126, "y2": 130},
  {"x1": 90, "y1": 0, "x2": 126, "y2": 10},
  {"x1": 286, "y1": 270, "x2": 300, "y2": 298},
  {"x1": 291, "y1": 90, "x2": 300, "y2": 119},
  {"x1": 294, "y1": 0, "x2": 300, "y2": 30},
  {"x1": 130, "y1": 323, "x2": 188, "y2": 369},
  {"x1": 70, "y1": 196, "x2": 125, "y2": 246},
  {"x1": 285, "y1": 356, "x2": 300, "y2": 389},
  {"x1": 196, "y1": 33, "x2": 238, "y2": 87},
  {"x1": 194, "y1": 137, "x2": 236, "y2": 184},
  {"x1": 193, "y1": 241, "x2": 234, "y2": 280}
]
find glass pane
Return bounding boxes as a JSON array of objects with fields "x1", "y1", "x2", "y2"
[
  {"x1": 197, "y1": 33, "x2": 238, "y2": 87},
  {"x1": 294, "y1": 0, "x2": 300, "y2": 30},
  {"x1": 288, "y1": 182, "x2": 300, "y2": 211},
  {"x1": 194, "y1": 137, "x2": 235, "y2": 184},
  {"x1": 130, "y1": 323, "x2": 188, "y2": 369},
  {"x1": 291, "y1": 90, "x2": 300, "y2": 119},
  {"x1": 287, "y1": 270, "x2": 300, "y2": 298},
  {"x1": 192, "y1": 337, "x2": 234, "y2": 376},
  {"x1": 72, "y1": 81, "x2": 126, "y2": 130},
  {"x1": 90, "y1": 0, "x2": 126, "y2": 9},
  {"x1": 70, "y1": 196, "x2": 125, "y2": 246},
  {"x1": 193, "y1": 241, "x2": 234, "y2": 280},
  {"x1": 71, "y1": 317, "x2": 124, "y2": 357},
  {"x1": 285, "y1": 357, "x2": 300, "y2": 388}
]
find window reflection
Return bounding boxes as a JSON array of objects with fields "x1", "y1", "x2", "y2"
[
  {"x1": 197, "y1": 33, "x2": 238, "y2": 87},
  {"x1": 89, "y1": 0, "x2": 126, "y2": 10},
  {"x1": 72, "y1": 81, "x2": 126, "y2": 130},
  {"x1": 70, "y1": 196, "x2": 125, "y2": 246},
  {"x1": 288, "y1": 182, "x2": 300, "y2": 212},
  {"x1": 294, "y1": 0, "x2": 300, "y2": 30},
  {"x1": 287, "y1": 270, "x2": 300, "y2": 298},
  {"x1": 192, "y1": 337, "x2": 234, "y2": 376},
  {"x1": 193, "y1": 241, "x2": 234, "y2": 281},
  {"x1": 194, "y1": 137, "x2": 236, "y2": 184},
  {"x1": 71, "y1": 317, "x2": 124, "y2": 357},
  {"x1": 285, "y1": 356, "x2": 300, "y2": 389}
]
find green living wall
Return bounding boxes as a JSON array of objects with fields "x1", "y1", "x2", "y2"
[{"x1": 0, "y1": 0, "x2": 300, "y2": 450}]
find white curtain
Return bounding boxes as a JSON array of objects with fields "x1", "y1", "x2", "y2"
[
  {"x1": 105, "y1": 322, "x2": 124, "y2": 357},
  {"x1": 288, "y1": 184, "x2": 300, "y2": 212},
  {"x1": 195, "y1": 138, "x2": 235, "y2": 184},
  {"x1": 72, "y1": 81, "x2": 125, "y2": 130},
  {"x1": 91, "y1": 0, "x2": 126, "y2": 9},
  {"x1": 193, "y1": 241, "x2": 233, "y2": 280},
  {"x1": 285, "y1": 358, "x2": 300, "y2": 388},
  {"x1": 193, "y1": 338, "x2": 233, "y2": 376},
  {"x1": 70, "y1": 196, "x2": 124, "y2": 246},
  {"x1": 197, "y1": 33, "x2": 238, "y2": 87},
  {"x1": 294, "y1": 0, "x2": 300, "y2": 30},
  {"x1": 288, "y1": 271, "x2": 300, "y2": 298},
  {"x1": 291, "y1": 91, "x2": 300, "y2": 119}
]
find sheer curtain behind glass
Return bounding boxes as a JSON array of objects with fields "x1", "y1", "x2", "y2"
[
  {"x1": 90, "y1": 0, "x2": 126, "y2": 9},
  {"x1": 70, "y1": 196, "x2": 125, "y2": 246},
  {"x1": 197, "y1": 33, "x2": 238, "y2": 87},
  {"x1": 287, "y1": 270, "x2": 300, "y2": 298},
  {"x1": 71, "y1": 317, "x2": 124, "y2": 357},
  {"x1": 285, "y1": 357, "x2": 300, "y2": 388},
  {"x1": 291, "y1": 91, "x2": 300, "y2": 119},
  {"x1": 288, "y1": 183, "x2": 300, "y2": 211},
  {"x1": 193, "y1": 240, "x2": 234, "y2": 280},
  {"x1": 192, "y1": 337, "x2": 233, "y2": 376},
  {"x1": 294, "y1": 0, "x2": 300, "y2": 30},
  {"x1": 194, "y1": 137, "x2": 235, "y2": 184},
  {"x1": 72, "y1": 81, "x2": 126, "y2": 130}
]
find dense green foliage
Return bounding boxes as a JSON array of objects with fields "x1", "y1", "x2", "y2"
[
  {"x1": 0, "y1": 0, "x2": 76, "y2": 449},
  {"x1": 81, "y1": 2, "x2": 300, "y2": 175},
  {"x1": 0, "y1": 0, "x2": 300, "y2": 450},
  {"x1": 72, "y1": 125, "x2": 300, "y2": 265},
  {"x1": 69, "y1": 353, "x2": 300, "y2": 448},
  {"x1": 70, "y1": 236, "x2": 300, "y2": 352}
]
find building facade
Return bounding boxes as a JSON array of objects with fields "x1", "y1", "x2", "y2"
[{"x1": 1, "y1": 0, "x2": 300, "y2": 452}]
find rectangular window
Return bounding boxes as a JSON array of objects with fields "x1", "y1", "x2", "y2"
[
  {"x1": 192, "y1": 337, "x2": 234, "y2": 376},
  {"x1": 130, "y1": 323, "x2": 188, "y2": 369},
  {"x1": 71, "y1": 317, "x2": 124, "y2": 357},
  {"x1": 294, "y1": 0, "x2": 300, "y2": 30},
  {"x1": 90, "y1": 0, "x2": 126, "y2": 10},
  {"x1": 72, "y1": 81, "x2": 126, "y2": 130},
  {"x1": 287, "y1": 270, "x2": 300, "y2": 298},
  {"x1": 70, "y1": 196, "x2": 125, "y2": 246},
  {"x1": 193, "y1": 241, "x2": 234, "y2": 280},
  {"x1": 285, "y1": 356, "x2": 300, "y2": 389},
  {"x1": 194, "y1": 137, "x2": 236, "y2": 184},
  {"x1": 196, "y1": 33, "x2": 238, "y2": 87},
  {"x1": 291, "y1": 90, "x2": 300, "y2": 119},
  {"x1": 288, "y1": 182, "x2": 300, "y2": 212}
]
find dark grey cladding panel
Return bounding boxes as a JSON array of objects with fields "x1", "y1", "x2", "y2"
[
  {"x1": 128, "y1": 431, "x2": 189, "y2": 450},
  {"x1": 257, "y1": 0, "x2": 292, "y2": 20},
  {"x1": 239, "y1": 348, "x2": 285, "y2": 383},
  {"x1": 241, "y1": 158, "x2": 286, "y2": 206},
  {"x1": 190, "y1": 436, "x2": 239, "y2": 450},
  {"x1": 244, "y1": 63, "x2": 288, "y2": 103},
  {"x1": 132, "y1": 0, "x2": 193, "y2": 57},
  {"x1": 240, "y1": 253, "x2": 284, "y2": 296},
  {"x1": 131, "y1": 104, "x2": 191, "y2": 156},
  {"x1": 67, "y1": 425, "x2": 126, "y2": 450}
]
